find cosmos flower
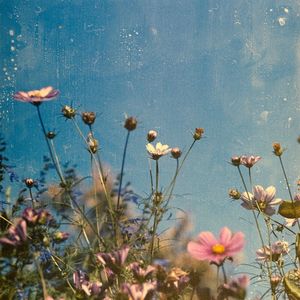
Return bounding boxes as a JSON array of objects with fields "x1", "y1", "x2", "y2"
[
  {"x1": 0, "y1": 219, "x2": 27, "y2": 246},
  {"x1": 187, "y1": 227, "x2": 245, "y2": 265},
  {"x1": 121, "y1": 282, "x2": 156, "y2": 300},
  {"x1": 13, "y1": 86, "x2": 59, "y2": 104},
  {"x1": 146, "y1": 142, "x2": 171, "y2": 160},
  {"x1": 240, "y1": 155, "x2": 261, "y2": 168},
  {"x1": 256, "y1": 241, "x2": 289, "y2": 262},
  {"x1": 240, "y1": 185, "x2": 282, "y2": 216}
]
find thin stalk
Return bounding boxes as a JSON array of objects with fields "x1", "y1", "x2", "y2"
[
  {"x1": 34, "y1": 256, "x2": 48, "y2": 299},
  {"x1": 148, "y1": 158, "x2": 154, "y2": 194},
  {"x1": 163, "y1": 158, "x2": 179, "y2": 209},
  {"x1": 221, "y1": 264, "x2": 227, "y2": 283},
  {"x1": 117, "y1": 131, "x2": 130, "y2": 209}
]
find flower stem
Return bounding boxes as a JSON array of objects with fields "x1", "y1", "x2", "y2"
[{"x1": 117, "y1": 131, "x2": 130, "y2": 210}]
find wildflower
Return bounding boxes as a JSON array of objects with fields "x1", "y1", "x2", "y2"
[
  {"x1": 82, "y1": 112, "x2": 96, "y2": 125},
  {"x1": 228, "y1": 188, "x2": 241, "y2": 200},
  {"x1": 124, "y1": 116, "x2": 137, "y2": 131},
  {"x1": 129, "y1": 262, "x2": 156, "y2": 281},
  {"x1": 273, "y1": 142, "x2": 283, "y2": 156},
  {"x1": 193, "y1": 128, "x2": 204, "y2": 140},
  {"x1": 240, "y1": 185, "x2": 282, "y2": 216},
  {"x1": 121, "y1": 282, "x2": 156, "y2": 300},
  {"x1": 0, "y1": 219, "x2": 27, "y2": 246},
  {"x1": 62, "y1": 105, "x2": 76, "y2": 119},
  {"x1": 270, "y1": 275, "x2": 281, "y2": 292},
  {"x1": 46, "y1": 131, "x2": 56, "y2": 139},
  {"x1": 256, "y1": 241, "x2": 289, "y2": 262},
  {"x1": 13, "y1": 86, "x2": 59, "y2": 104},
  {"x1": 285, "y1": 194, "x2": 300, "y2": 227},
  {"x1": 87, "y1": 133, "x2": 98, "y2": 153},
  {"x1": 24, "y1": 178, "x2": 35, "y2": 188},
  {"x1": 73, "y1": 270, "x2": 89, "y2": 290},
  {"x1": 231, "y1": 156, "x2": 241, "y2": 166},
  {"x1": 53, "y1": 231, "x2": 70, "y2": 243},
  {"x1": 73, "y1": 270, "x2": 102, "y2": 296},
  {"x1": 146, "y1": 142, "x2": 171, "y2": 160},
  {"x1": 96, "y1": 245, "x2": 130, "y2": 273},
  {"x1": 37, "y1": 210, "x2": 52, "y2": 225},
  {"x1": 22, "y1": 207, "x2": 39, "y2": 224},
  {"x1": 240, "y1": 155, "x2": 261, "y2": 168},
  {"x1": 147, "y1": 130, "x2": 157, "y2": 142},
  {"x1": 218, "y1": 275, "x2": 249, "y2": 300},
  {"x1": 171, "y1": 147, "x2": 182, "y2": 159},
  {"x1": 187, "y1": 227, "x2": 245, "y2": 265}
]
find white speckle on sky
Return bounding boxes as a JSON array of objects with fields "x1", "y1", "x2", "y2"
[
  {"x1": 278, "y1": 17, "x2": 286, "y2": 26},
  {"x1": 9, "y1": 29, "x2": 14, "y2": 36}
]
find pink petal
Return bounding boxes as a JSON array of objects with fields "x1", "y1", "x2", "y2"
[
  {"x1": 253, "y1": 185, "x2": 265, "y2": 201},
  {"x1": 219, "y1": 227, "x2": 232, "y2": 246},
  {"x1": 198, "y1": 231, "x2": 218, "y2": 247},
  {"x1": 265, "y1": 186, "x2": 276, "y2": 203},
  {"x1": 225, "y1": 232, "x2": 245, "y2": 254}
]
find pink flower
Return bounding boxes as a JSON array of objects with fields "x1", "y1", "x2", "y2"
[
  {"x1": 240, "y1": 185, "x2": 282, "y2": 216},
  {"x1": 121, "y1": 282, "x2": 156, "y2": 300},
  {"x1": 0, "y1": 219, "x2": 27, "y2": 246},
  {"x1": 256, "y1": 241, "x2": 289, "y2": 262},
  {"x1": 240, "y1": 155, "x2": 261, "y2": 168},
  {"x1": 129, "y1": 262, "x2": 156, "y2": 281},
  {"x1": 13, "y1": 86, "x2": 59, "y2": 104},
  {"x1": 218, "y1": 275, "x2": 249, "y2": 299},
  {"x1": 187, "y1": 227, "x2": 245, "y2": 265}
]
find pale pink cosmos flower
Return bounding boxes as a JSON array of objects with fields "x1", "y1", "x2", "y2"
[
  {"x1": 240, "y1": 185, "x2": 282, "y2": 216},
  {"x1": 187, "y1": 227, "x2": 245, "y2": 265},
  {"x1": 146, "y1": 142, "x2": 171, "y2": 160},
  {"x1": 285, "y1": 194, "x2": 300, "y2": 227},
  {"x1": 240, "y1": 155, "x2": 261, "y2": 168},
  {"x1": 256, "y1": 241, "x2": 289, "y2": 262},
  {"x1": 13, "y1": 86, "x2": 59, "y2": 104}
]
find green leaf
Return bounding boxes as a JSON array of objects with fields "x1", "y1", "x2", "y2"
[
  {"x1": 278, "y1": 201, "x2": 300, "y2": 218},
  {"x1": 284, "y1": 270, "x2": 300, "y2": 299}
]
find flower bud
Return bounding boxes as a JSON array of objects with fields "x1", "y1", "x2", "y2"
[
  {"x1": 228, "y1": 188, "x2": 241, "y2": 200},
  {"x1": 270, "y1": 275, "x2": 281, "y2": 292},
  {"x1": 124, "y1": 116, "x2": 137, "y2": 131},
  {"x1": 231, "y1": 156, "x2": 241, "y2": 166},
  {"x1": 82, "y1": 112, "x2": 96, "y2": 125},
  {"x1": 171, "y1": 147, "x2": 182, "y2": 159},
  {"x1": 53, "y1": 231, "x2": 70, "y2": 243},
  {"x1": 153, "y1": 192, "x2": 163, "y2": 205},
  {"x1": 193, "y1": 128, "x2": 204, "y2": 140},
  {"x1": 273, "y1": 142, "x2": 283, "y2": 156},
  {"x1": 24, "y1": 178, "x2": 34, "y2": 188},
  {"x1": 46, "y1": 131, "x2": 56, "y2": 139},
  {"x1": 147, "y1": 130, "x2": 157, "y2": 142},
  {"x1": 62, "y1": 105, "x2": 76, "y2": 119},
  {"x1": 87, "y1": 133, "x2": 99, "y2": 154}
]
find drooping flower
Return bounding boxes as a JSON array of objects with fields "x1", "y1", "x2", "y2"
[
  {"x1": 13, "y1": 86, "x2": 59, "y2": 104},
  {"x1": 0, "y1": 219, "x2": 27, "y2": 246},
  {"x1": 218, "y1": 275, "x2": 249, "y2": 300},
  {"x1": 256, "y1": 241, "x2": 289, "y2": 262},
  {"x1": 187, "y1": 227, "x2": 245, "y2": 265},
  {"x1": 96, "y1": 245, "x2": 130, "y2": 273},
  {"x1": 240, "y1": 155, "x2": 261, "y2": 168},
  {"x1": 240, "y1": 185, "x2": 282, "y2": 216},
  {"x1": 121, "y1": 282, "x2": 156, "y2": 300},
  {"x1": 146, "y1": 142, "x2": 171, "y2": 160}
]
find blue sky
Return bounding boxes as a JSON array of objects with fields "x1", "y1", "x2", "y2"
[{"x1": 1, "y1": 1, "x2": 300, "y2": 288}]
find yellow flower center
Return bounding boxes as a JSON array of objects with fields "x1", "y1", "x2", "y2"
[
  {"x1": 28, "y1": 90, "x2": 42, "y2": 98},
  {"x1": 212, "y1": 244, "x2": 225, "y2": 254}
]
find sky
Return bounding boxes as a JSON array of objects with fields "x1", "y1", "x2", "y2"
[{"x1": 1, "y1": 0, "x2": 300, "y2": 295}]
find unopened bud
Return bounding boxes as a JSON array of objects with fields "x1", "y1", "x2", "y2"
[
  {"x1": 53, "y1": 231, "x2": 70, "y2": 243},
  {"x1": 62, "y1": 105, "x2": 76, "y2": 119},
  {"x1": 82, "y1": 112, "x2": 96, "y2": 125},
  {"x1": 273, "y1": 142, "x2": 283, "y2": 156},
  {"x1": 124, "y1": 116, "x2": 137, "y2": 131},
  {"x1": 228, "y1": 188, "x2": 241, "y2": 200},
  {"x1": 171, "y1": 147, "x2": 182, "y2": 159},
  {"x1": 87, "y1": 133, "x2": 99, "y2": 153},
  {"x1": 193, "y1": 128, "x2": 204, "y2": 140},
  {"x1": 147, "y1": 130, "x2": 157, "y2": 142},
  {"x1": 46, "y1": 131, "x2": 56, "y2": 139},
  {"x1": 24, "y1": 178, "x2": 34, "y2": 188},
  {"x1": 231, "y1": 156, "x2": 241, "y2": 166}
]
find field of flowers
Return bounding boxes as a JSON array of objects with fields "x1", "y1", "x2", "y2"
[{"x1": 0, "y1": 87, "x2": 299, "y2": 299}]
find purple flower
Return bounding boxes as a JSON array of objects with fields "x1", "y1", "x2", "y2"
[
  {"x1": 256, "y1": 241, "x2": 289, "y2": 262},
  {"x1": 13, "y1": 86, "x2": 59, "y2": 104},
  {"x1": 240, "y1": 155, "x2": 261, "y2": 168},
  {"x1": 22, "y1": 208, "x2": 39, "y2": 224},
  {"x1": 240, "y1": 185, "x2": 282, "y2": 216},
  {"x1": 129, "y1": 262, "x2": 156, "y2": 281},
  {"x1": 73, "y1": 270, "x2": 102, "y2": 296},
  {"x1": 121, "y1": 282, "x2": 156, "y2": 300},
  {"x1": 0, "y1": 219, "x2": 27, "y2": 246},
  {"x1": 218, "y1": 275, "x2": 249, "y2": 300},
  {"x1": 96, "y1": 245, "x2": 130, "y2": 273}
]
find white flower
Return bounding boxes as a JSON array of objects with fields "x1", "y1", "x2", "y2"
[{"x1": 146, "y1": 142, "x2": 171, "y2": 160}]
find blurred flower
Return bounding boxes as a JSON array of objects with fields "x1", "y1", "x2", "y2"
[
  {"x1": 0, "y1": 219, "x2": 27, "y2": 246},
  {"x1": 240, "y1": 155, "x2": 261, "y2": 168},
  {"x1": 147, "y1": 130, "x2": 157, "y2": 142},
  {"x1": 96, "y1": 245, "x2": 130, "y2": 273},
  {"x1": 82, "y1": 112, "x2": 96, "y2": 125},
  {"x1": 53, "y1": 231, "x2": 70, "y2": 243},
  {"x1": 272, "y1": 142, "x2": 283, "y2": 156},
  {"x1": 218, "y1": 275, "x2": 249, "y2": 300},
  {"x1": 121, "y1": 282, "x2": 156, "y2": 300},
  {"x1": 187, "y1": 227, "x2": 245, "y2": 265},
  {"x1": 62, "y1": 105, "x2": 76, "y2": 119},
  {"x1": 231, "y1": 156, "x2": 241, "y2": 166},
  {"x1": 240, "y1": 185, "x2": 282, "y2": 216},
  {"x1": 256, "y1": 241, "x2": 289, "y2": 262},
  {"x1": 146, "y1": 142, "x2": 171, "y2": 160},
  {"x1": 193, "y1": 128, "x2": 204, "y2": 140},
  {"x1": 124, "y1": 116, "x2": 137, "y2": 131},
  {"x1": 73, "y1": 270, "x2": 102, "y2": 296},
  {"x1": 285, "y1": 194, "x2": 300, "y2": 227},
  {"x1": 13, "y1": 86, "x2": 59, "y2": 104},
  {"x1": 171, "y1": 147, "x2": 182, "y2": 159},
  {"x1": 129, "y1": 262, "x2": 155, "y2": 281},
  {"x1": 37, "y1": 210, "x2": 53, "y2": 225},
  {"x1": 22, "y1": 207, "x2": 39, "y2": 224},
  {"x1": 87, "y1": 133, "x2": 98, "y2": 154}
]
